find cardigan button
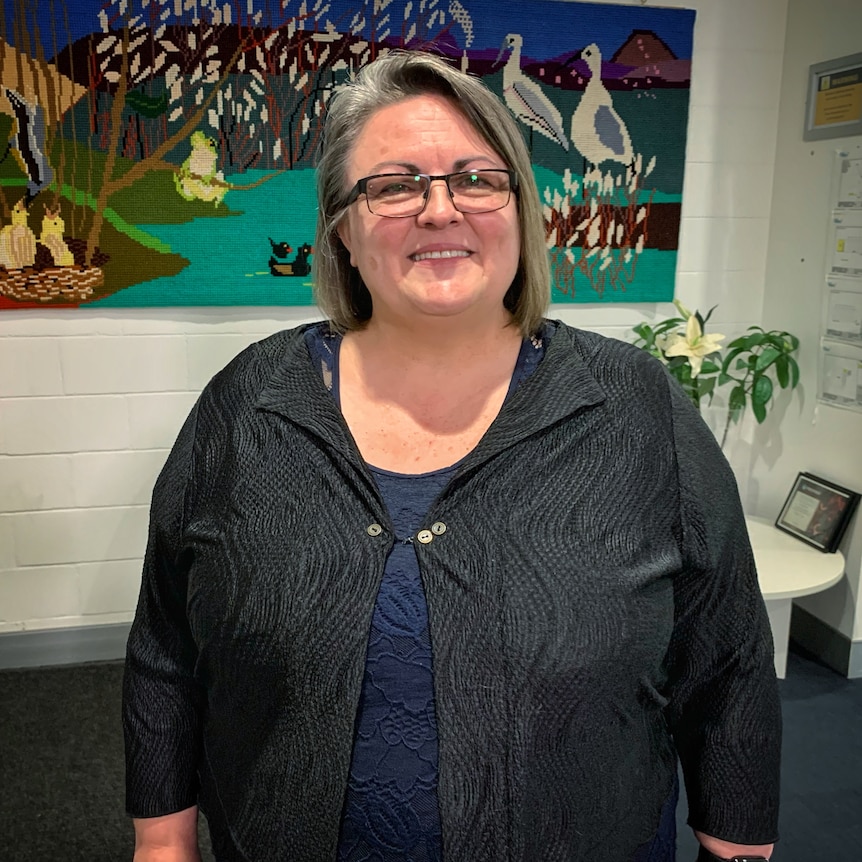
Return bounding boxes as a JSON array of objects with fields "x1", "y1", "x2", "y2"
[
  {"x1": 366, "y1": 523, "x2": 383, "y2": 537},
  {"x1": 416, "y1": 529, "x2": 434, "y2": 544},
  {"x1": 431, "y1": 521, "x2": 447, "y2": 535}
]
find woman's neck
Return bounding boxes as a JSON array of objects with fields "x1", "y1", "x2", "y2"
[
  {"x1": 337, "y1": 313, "x2": 524, "y2": 473},
  {"x1": 347, "y1": 310, "x2": 521, "y2": 372}
]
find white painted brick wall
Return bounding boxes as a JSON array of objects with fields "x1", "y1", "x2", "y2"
[
  {"x1": 60, "y1": 336, "x2": 190, "y2": 394},
  {"x1": 10, "y1": 507, "x2": 150, "y2": 566},
  {"x1": 78, "y1": 560, "x2": 146, "y2": 615},
  {"x1": 0, "y1": 0, "x2": 790, "y2": 635},
  {"x1": 1, "y1": 395, "x2": 131, "y2": 454},
  {"x1": 0, "y1": 516, "x2": 16, "y2": 571},
  {"x1": 126, "y1": 391, "x2": 202, "y2": 449},
  {"x1": 0, "y1": 565, "x2": 81, "y2": 624},
  {"x1": 0, "y1": 454, "x2": 77, "y2": 511},
  {"x1": 0, "y1": 338, "x2": 64, "y2": 397},
  {"x1": 71, "y1": 451, "x2": 169, "y2": 508}
]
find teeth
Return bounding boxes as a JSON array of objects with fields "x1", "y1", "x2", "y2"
[{"x1": 412, "y1": 250, "x2": 470, "y2": 261}]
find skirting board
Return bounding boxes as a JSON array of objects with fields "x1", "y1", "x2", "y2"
[
  {"x1": 790, "y1": 604, "x2": 862, "y2": 679},
  {"x1": 0, "y1": 623, "x2": 131, "y2": 670}
]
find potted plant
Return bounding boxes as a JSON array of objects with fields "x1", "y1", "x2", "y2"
[{"x1": 632, "y1": 300, "x2": 801, "y2": 449}]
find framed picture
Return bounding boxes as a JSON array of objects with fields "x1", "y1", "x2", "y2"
[
  {"x1": 776, "y1": 472, "x2": 860, "y2": 552},
  {"x1": 804, "y1": 52, "x2": 862, "y2": 141}
]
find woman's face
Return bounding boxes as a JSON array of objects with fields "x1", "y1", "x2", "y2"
[{"x1": 337, "y1": 94, "x2": 521, "y2": 329}]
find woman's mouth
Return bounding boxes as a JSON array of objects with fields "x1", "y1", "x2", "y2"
[{"x1": 410, "y1": 249, "x2": 472, "y2": 262}]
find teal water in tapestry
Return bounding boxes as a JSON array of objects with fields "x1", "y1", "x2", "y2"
[
  {"x1": 92, "y1": 169, "x2": 319, "y2": 307},
  {"x1": 93, "y1": 161, "x2": 679, "y2": 307},
  {"x1": 549, "y1": 248, "x2": 677, "y2": 304}
]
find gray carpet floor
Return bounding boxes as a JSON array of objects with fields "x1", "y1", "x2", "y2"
[{"x1": 0, "y1": 645, "x2": 859, "y2": 861}]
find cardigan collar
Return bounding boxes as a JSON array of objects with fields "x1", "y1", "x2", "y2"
[{"x1": 254, "y1": 320, "x2": 607, "y2": 476}]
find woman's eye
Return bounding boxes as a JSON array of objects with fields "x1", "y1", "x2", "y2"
[
  {"x1": 379, "y1": 183, "x2": 410, "y2": 195},
  {"x1": 453, "y1": 173, "x2": 492, "y2": 190},
  {"x1": 371, "y1": 177, "x2": 421, "y2": 197}
]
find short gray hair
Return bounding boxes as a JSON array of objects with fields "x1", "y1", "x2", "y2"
[{"x1": 313, "y1": 50, "x2": 550, "y2": 336}]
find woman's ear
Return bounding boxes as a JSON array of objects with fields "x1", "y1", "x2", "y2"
[{"x1": 336, "y1": 220, "x2": 356, "y2": 267}]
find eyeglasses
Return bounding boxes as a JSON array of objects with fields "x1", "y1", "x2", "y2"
[{"x1": 344, "y1": 169, "x2": 518, "y2": 218}]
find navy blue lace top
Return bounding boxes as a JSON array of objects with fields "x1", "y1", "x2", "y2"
[
  {"x1": 304, "y1": 323, "x2": 676, "y2": 862},
  {"x1": 337, "y1": 463, "x2": 453, "y2": 862}
]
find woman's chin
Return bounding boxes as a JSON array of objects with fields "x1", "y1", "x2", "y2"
[{"x1": 408, "y1": 292, "x2": 495, "y2": 322}]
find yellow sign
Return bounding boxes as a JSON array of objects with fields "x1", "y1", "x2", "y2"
[{"x1": 813, "y1": 65, "x2": 862, "y2": 128}]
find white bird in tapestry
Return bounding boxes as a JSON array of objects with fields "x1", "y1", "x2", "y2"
[
  {"x1": 496, "y1": 33, "x2": 569, "y2": 152},
  {"x1": 570, "y1": 43, "x2": 634, "y2": 171}
]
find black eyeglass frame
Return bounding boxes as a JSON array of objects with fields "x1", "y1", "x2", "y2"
[{"x1": 343, "y1": 169, "x2": 519, "y2": 218}]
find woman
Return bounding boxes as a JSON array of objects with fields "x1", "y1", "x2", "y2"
[{"x1": 124, "y1": 52, "x2": 780, "y2": 862}]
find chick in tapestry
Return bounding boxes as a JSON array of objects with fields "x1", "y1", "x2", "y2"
[
  {"x1": 39, "y1": 207, "x2": 75, "y2": 266},
  {"x1": 0, "y1": 199, "x2": 36, "y2": 269},
  {"x1": 174, "y1": 132, "x2": 227, "y2": 207}
]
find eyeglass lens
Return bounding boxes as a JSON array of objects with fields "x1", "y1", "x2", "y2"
[{"x1": 363, "y1": 170, "x2": 513, "y2": 217}]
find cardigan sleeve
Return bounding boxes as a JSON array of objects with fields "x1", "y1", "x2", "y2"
[
  {"x1": 663, "y1": 379, "x2": 781, "y2": 844},
  {"x1": 123, "y1": 400, "x2": 205, "y2": 818}
]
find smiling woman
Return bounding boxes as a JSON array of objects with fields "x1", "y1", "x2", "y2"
[
  {"x1": 333, "y1": 94, "x2": 522, "y2": 346},
  {"x1": 123, "y1": 51, "x2": 780, "y2": 862}
]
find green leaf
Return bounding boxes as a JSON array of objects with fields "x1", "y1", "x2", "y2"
[
  {"x1": 753, "y1": 375, "x2": 773, "y2": 402},
  {"x1": 755, "y1": 346, "x2": 781, "y2": 371},
  {"x1": 751, "y1": 376, "x2": 773, "y2": 423},
  {"x1": 743, "y1": 332, "x2": 766, "y2": 349},
  {"x1": 670, "y1": 372, "x2": 691, "y2": 393},
  {"x1": 654, "y1": 317, "x2": 685, "y2": 335},
  {"x1": 632, "y1": 323, "x2": 654, "y2": 349},
  {"x1": 701, "y1": 304, "x2": 719, "y2": 325},
  {"x1": 721, "y1": 347, "x2": 744, "y2": 372},
  {"x1": 775, "y1": 354, "x2": 789, "y2": 388},
  {"x1": 753, "y1": 398, "x2": 767, "y2": 423},
  {"x1": 698, "y1": 376, "x2": 717, "y2": 398},
  {"x1": 789, "y1": 358, "x2": 800, "y2": 388},
  {"x1": 728, "y1": 385, "x2": 746, "y2": 423}
]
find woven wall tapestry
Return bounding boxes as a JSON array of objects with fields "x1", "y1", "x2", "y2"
[{"x1": 0, "y1": 0, "x2": 694, "y2": 309}]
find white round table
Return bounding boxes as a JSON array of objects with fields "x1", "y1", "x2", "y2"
[{"x1": 745, "y1": 516, "x2": 845, "y2": 678}]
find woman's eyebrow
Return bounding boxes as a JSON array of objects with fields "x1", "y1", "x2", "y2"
[{"x1": 364, "y1": 155, "x2": 501, "y2": 174}]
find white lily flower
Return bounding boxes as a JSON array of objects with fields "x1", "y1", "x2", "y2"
[
  {"x1": 664, "y1": 314, "x2": 725, "y2": 377},
  {"x1": 660, "y1": 332, "x2": 678, "y2": 351}
]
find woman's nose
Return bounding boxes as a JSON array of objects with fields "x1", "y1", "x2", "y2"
[{"x1": 417, "y1": 180, "x2": 463, "y2": 225}]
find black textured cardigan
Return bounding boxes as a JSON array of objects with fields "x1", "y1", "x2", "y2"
[{"x1": 123, "y1": 321, "x2": 781, "y2": 861}]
